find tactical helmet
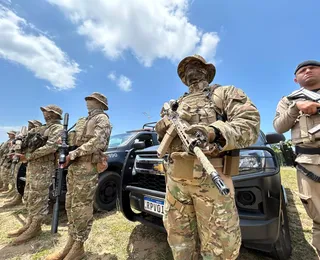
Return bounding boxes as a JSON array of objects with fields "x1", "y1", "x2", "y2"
[
  {"x1": 177, "y1": 54, "x2": 216, "y2": 86},
  {"x1": 85, "y1": 92, "x2": 108, "y2": 110},
  {"x1": 40, "y1": 105, "x2": 63, "y2": 120}
]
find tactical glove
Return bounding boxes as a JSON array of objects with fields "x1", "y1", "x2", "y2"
[
  {"x1": 155, "y1": 116, "x2": 172, "y2": 141},
  {"x1": 185, "y1": 124, "x2": 216, "y2": 143}
]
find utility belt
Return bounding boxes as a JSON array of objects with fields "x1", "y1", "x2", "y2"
[
  {"x1": 295, "y1": 146, "x2": 320, "y2": 155},
  {"x1": 295, "y1": 146, "x2": 320, "y2": 183},
  {"x1": 74, "y1": 152, "x2": 105, "y2": 164},
  {"x1": 33, "y1": 153, "x2": 56, "y2": 163},
  {"x1": 168, "y1": 149, "x2": 239, "y2": 181}
]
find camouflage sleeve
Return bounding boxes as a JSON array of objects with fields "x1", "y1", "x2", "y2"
[
  {"x1": 273, "y1": 96, "x2": 300, "y2": 134},
  {"x1": 28, "y1": 124, "x2": 63, "y2": 160},
  {"x1": 69, "y1": 115, "x2": 111, "y2": 160},
  {"x1": 0, "y1": 140, "x2": 9, "y2": 157},
  {"x1": 210, "y1": 86, "x2": 261, "y2": 151}
]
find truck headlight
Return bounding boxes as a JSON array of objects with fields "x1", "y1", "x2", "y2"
[{"x1": 239, "y1": 150, "x2": 264, "y2": 173}]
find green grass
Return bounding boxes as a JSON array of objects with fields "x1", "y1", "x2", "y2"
[{"x1": 0, "y1": 167, "x2": 318, "y2": 259}]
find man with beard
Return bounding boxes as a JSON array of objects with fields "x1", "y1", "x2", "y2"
[
  {"x1": 155, "y1": 54, "x2": 260, "y2": 260},
  {"x1": 8, "y1": 105, "x2": 63, "y2": 245},
  {"x1": 0, "y1": 131, "x2": 16, "y2": 194},
  {"x1": 2, "y1": 120, "x2": 43, "y2": 208},
  {"x1": 273, "y1": 60, "x2": 320, "y2": 256},
  {"x1": 45, "y1": 93, "x2": 111, "y2": 260}
]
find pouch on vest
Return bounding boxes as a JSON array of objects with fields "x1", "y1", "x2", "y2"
[
  {"x1": 223, "y1": 150, "x2": 240, "y2": 176},
  {"x1": 169, "y1": 152, "x2": 224, "y2": 180},
  {"x1": 292, "y1": 114, "x2": 320, "y2": 145}
]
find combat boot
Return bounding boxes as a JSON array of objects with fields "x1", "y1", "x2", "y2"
[
  {"x1": 45, "y1": 236, "x2": 75, "y2": 260},
  {"x1": 2, "y1": 194, "x2": 22, "y2": 208},
  {"x1": 7, "y1": 217, "x2": 32, "y2": 238},
  {"x1": 64, "y1": 241, "x2": 85, "y2": 260},
  {"x1": 11, "y1": 216, "x2": 42, "y2": 245}
]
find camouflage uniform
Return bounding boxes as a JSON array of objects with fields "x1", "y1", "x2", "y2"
[
  {"x1": 0, "y1": 131, "x2": 16, "y2": 193},
  {"x1": 0, "y1": 142, "x2": 4, "y2": 189},
  {"x1": 273, "y1": 60, "x2": 320, "y2": 255},
  {"x1": 9, "y1": 105, "x2": 63, "y2": 245},
  {"x1": 46, "y1": 93, "x2": 111, "y2": 260},
  {"x1": 22, "y1": 120, "x2": 43, "y2": 207},
  {"x1": 156, "y1": 55, "x2": 260, "y2": 260}
]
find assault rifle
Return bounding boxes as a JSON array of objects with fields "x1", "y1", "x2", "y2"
[
  {"x1": 287, "y1": 88, "x2": 320, "y2": 135},
  {"x1": 51, "y1": 113, "x2": 69, "y2": 234},
  {"x1": 157, "y1": 100, "x2": 230, "y2": 196}
]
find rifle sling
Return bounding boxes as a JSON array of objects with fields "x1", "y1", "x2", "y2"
[{"x1": 296, "y1": 163, "x2": 320, "y2": 183}]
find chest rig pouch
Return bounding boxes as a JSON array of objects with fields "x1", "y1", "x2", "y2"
[
  {"x1": 291, "y1": 112, "x2": 320, "y2": 146},
  {"x1": 168, "y1": 84, "x2": 240, "y2": 182}
]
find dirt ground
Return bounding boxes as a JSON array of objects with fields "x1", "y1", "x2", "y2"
[{"x1": 0, "y1": 167, "x2": 318, "y2": 260}]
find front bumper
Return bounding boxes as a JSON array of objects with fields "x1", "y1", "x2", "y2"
[{"x1": 125, "y1": 185, "x2": 282, "y2": 245}]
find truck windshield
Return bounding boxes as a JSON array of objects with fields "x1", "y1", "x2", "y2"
[{"x1": 109, "y1": 133, "x2": 135, "y2": 148}]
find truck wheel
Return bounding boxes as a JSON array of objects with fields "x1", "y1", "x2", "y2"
[
  {"x1": 271, "y1": 190, "x2": 292, "y2": 260},
  {"x1": 94, "y1": 171, "x2": 120, "y2": 212}
]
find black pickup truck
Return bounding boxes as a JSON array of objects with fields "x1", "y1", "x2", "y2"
[
  {"x1": 120, "y1": 130, "x2": 292, "y2": 260},
  {"x1": 16, "y1": 122, "x2": 159, "y2": 212}
]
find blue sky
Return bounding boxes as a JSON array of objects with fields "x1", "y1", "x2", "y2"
[{"x1": 0, "y1": 0, "x2": 319, "y2": 142}]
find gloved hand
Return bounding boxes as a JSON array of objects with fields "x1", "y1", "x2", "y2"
[
  {"x1": 185, "y1": 124, "x2": 216, "y2": 143},
  {"x1": 155, "y1": 116, "x2": 171, "y2": 140}
]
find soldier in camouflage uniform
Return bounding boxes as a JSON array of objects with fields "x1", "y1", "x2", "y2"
[
  {"x1": 0, "y1": 142, "x2": 4, "y2": 190},
  {"x1": 46, "y1": 92, "x2": 111, "y2": 260},
  {"x1": 155, "y1": 55, "x2": 260, "y2": 260},
  {"x1": 273, "y1": 60, "x2": 320, "y2": 256},
  {"x1": 8, "y1": 105, "x2": 63, "y2": 245},
  {"x1": 22, "y1": 120, "x2": 43, "y2": 206},
  {"x1": 2, "y1": 120, "x2": 42, "y2": 208},
  {"x1": 0, "y1": 131, "x2": 16, "y2": 194}
]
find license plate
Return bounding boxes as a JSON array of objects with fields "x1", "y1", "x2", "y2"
[{"x1": 144, "y1": 196, "x2": 164, "y2": 216}]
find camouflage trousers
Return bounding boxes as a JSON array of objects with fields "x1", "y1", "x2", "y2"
[
  {"x1": 66, "y1": 160, "x2": 98, "y2": 242},
  {"x1": 163, "y1": 172, "x2": 241, "y2": 260},
  {"x1": 27, "y1": 159, "x2": 55, "y2": 217},
  {"x1": 296, "y1": 163, "x2": 320, "y2": 253},
  {"x1": 1, "y1": 163, "x2": 15, "y2": 189}
]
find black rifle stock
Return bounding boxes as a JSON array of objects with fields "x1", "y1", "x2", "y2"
[
  {"x1": 51, "y1": 113, "x2": 69, "y2": 234},
  {"x1": 157, "y1": 100, "x2": 230, "y2": 196},
  {"x1": 287, "y1": 88, "x2": 320, "y2": 134}
]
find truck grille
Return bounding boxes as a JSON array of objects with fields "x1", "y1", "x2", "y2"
[{"x1": 135, "y1": 172, "x2": 166, "y2": 192}]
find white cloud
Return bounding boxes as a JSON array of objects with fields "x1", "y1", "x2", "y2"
[
  {"x1": 108, "y1": 71, "x2": 132, "y2": 92},
  {"x1": 0, "y1": 126, "x2": 23, "y2": 143},
  {"x1": 107, "y1": 71, "x2": 116, "y2": 81},
  {"x1": 0, "y1": 5, "x2": 81, "y2": 90},
  {"x1": 46, "y1": 0, "x2": 220, "y2": 67},
  {"x1": 118, "y1": 75, "x2": 132, "y2": 92}
]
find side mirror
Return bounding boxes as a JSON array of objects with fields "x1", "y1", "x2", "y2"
[
  {"x1": 133, "y1": 141, "x2": 146, "y2": 150},
  {"x1": 265, "y1": 133, "x2": 286, "y2": 144}
]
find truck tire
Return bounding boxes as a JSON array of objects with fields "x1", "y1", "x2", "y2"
[
  {"x1": 94, "y1": 171, "x2": 120, "y2": 212},
  {"x1": 271, "y1": 190, "x2": 292, "y2": 260}
]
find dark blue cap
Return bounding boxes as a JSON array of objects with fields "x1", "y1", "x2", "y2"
[{"x1": 294, "y1": 60, "x2": 320, "y2": 74}]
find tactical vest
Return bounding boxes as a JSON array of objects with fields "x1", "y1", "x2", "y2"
[
  {"x1": 167, "y1": 84, "x2": 240, "y2": 180},
  {"x1": 70, "y1": 113, "x2": 110, "y2": 163},
  {"x1": 168, "y1": 84, "x2": 225, "y2": 154},
  {"x1": 291, "y1": 90, "x2": 320, "y2": 147}
]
